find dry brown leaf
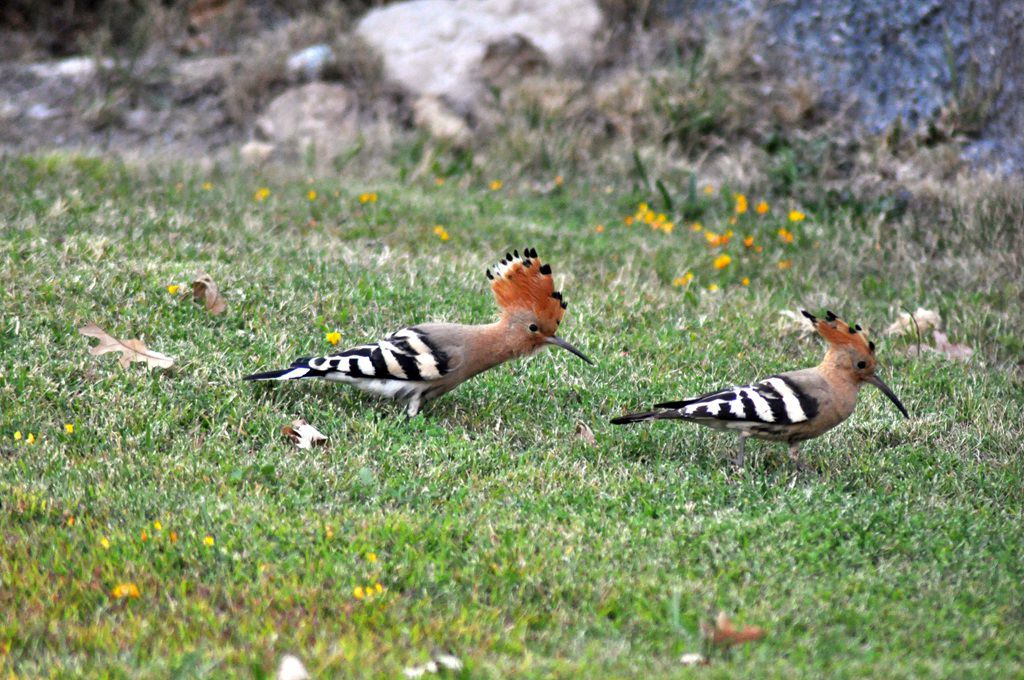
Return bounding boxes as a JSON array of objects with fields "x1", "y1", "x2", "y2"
[
  {"x1": 885, "y1": 307, "x2": 941, "y2": 336},
  {"x1": 282, "y1": 419, "x2": 327, "y2": 449},
  {"x1": 191, "y1": 272, "x2": 227, "y2": 315},
  {"x1": 700, "y1": 611, "x2": 766, "y2": 648},
  {"x1": 933, "y1": 330, "x2": 974, "y2": 361},
  {"x1": 907, "y1": 330, "x2": 973, "y2": 361},
  {"x1": 777, "y1": 309, "x2": 815, "y2": 337},
  {"x1": 574, "y1": 421, "x2": 597, "y2": 446},
  {"x1": 78, "y1": 322, "x2": 175, "y2": 370}
]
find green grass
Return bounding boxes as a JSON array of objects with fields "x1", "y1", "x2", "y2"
[{"x1": 1, "y1": 153, "x2": 1023, "y2": 678}]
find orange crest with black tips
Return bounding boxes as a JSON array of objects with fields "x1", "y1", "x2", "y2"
[
  {"x1": 801, "y1": 309, "x2": 875, "y2": 355},
  {"x1": 487, "y1": 248, "x2": 566, "y2": 331}
]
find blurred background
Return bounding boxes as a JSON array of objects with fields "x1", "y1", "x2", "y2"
[{"x1": 1, "y1": 0, "x2": 1021, "y2": 191}]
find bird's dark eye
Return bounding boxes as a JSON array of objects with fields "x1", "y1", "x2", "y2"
[
  {"x1": 857, "y1": 360, "x2": 867, "y2": 369},
  {"x1": 528, "y1": 323, "x2": 539, "y2": 332}
]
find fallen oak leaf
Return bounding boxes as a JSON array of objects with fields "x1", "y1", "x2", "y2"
[
  {"x1": 191, "y1": 272, "x2": 227, "y2": 315},
  {"x1": 700, "y1": 611, "x2": 766, "y2": 648},
  {"x1": 574, "y1": 421, "x2": 597, "y2": 446},
  {"x1": 282, "y1": 419, "x2": 327, "y2": 449},
  {"x1": 777, "y1": 309, "x2": 815, "y2": 338},
  {"x1": 885, "y1": 307, "x2": 941, "y2": 336},
  {"x1": 932, "y1": 330, "x2": 973, "y2": 361},
  {"x1": 78, "y1": 322, "x2": 175, "y2": 370},
  {"x1": 906, "y1": 330, "x2": 973, "y2": 362}
]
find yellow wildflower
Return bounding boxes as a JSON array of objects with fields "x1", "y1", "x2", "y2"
[
  {"x1": 661, "y1": 222, "x2": 674, "y2": 234},
  {"x1": 624, "y1": 215, "x2": 634, "y2": 226},
  {"x1": 728, "y1": 216, "x2": 737, "y2": 225},
  {"x1": 14, "y1": 431, "x2": 22, "y2": 441},
  {"x1": 67, "y1": 516, "x2": 75, "y2": 527},
  {"x1": 140, "y1": 531, "x2": 147, "y2": 543},
  {"x1": 26, "y1": 433, "x2": 35, "y2": 445},
  {"x1": 755, "y1": 201, "x2": 769, "y2": 214},
  {"x1": 167, "y1": 284, "x2": 179, "y2": 295},
  {"x1": 367, "y1": 552, "x2": 378, "y2": 563},
  {"x1": 325, "y1": 526, "x2": 334, "y2": 539},
  {"x1": 111, "y1": 583, "x2": 140, "y2": 599},
  {"x1": 374, "y1": 582, "x2": 383, "y2": 594},
  {"x1": 741, "y1": 277, "x2": 750, "y2": 286},
  {"x1": 713, "y1": 254, "x2": 732, "y2": 270},
  {"x1": 169, "y1": 531, "x2": 178, "y2": 543},
  {"x1": 435, "y1": 177, "x2": 445, "y2": 186},
  {"x1": 643, "y1": 210, "x2": 655, "y2": 225},
  {"x1": 594, "y1": 224, "x2": 605, "y2": 233},
  {"x1": 703, "y1": 184, "x2": 715, "y2": 195},
  {"x1": 65, "y1": 423, "x2": 74, "y2": 434},
  {"x1": 254, "y1": 187, "x2": 270, "y2": 202},
  {"x1": 743, "y1": 236, "x2": 754, "y2": 247},
  {"x1": 358, "y1": 192, "x2": 378, "y2": 204},
  {"x1": 326, "y1": 331, "x2": 341, "y2": 346},
  {"x1": 153, "y1": 520, "x2": 162, "y2": 531},
  {"x1": 353, "y1": 586, "x2": 365, "y2": 600},
  {"x1": 788, "y1": 210, "x2": 806, "y2": 222},
  {"x1": 778, "y1": 260, "x2": 793, "y2": 270},
  {"x1": 489, "y1": 180, "x2": 503, "y2": 191},
  {"x1": 100, "y1": 537, "x2": 110, "y2": 549},
  {"x1": 777, "y1": 228, "x2": 794, "y2": 244},
  {"x1": 708, "y1": 284, "x2": 720, "y2": 292},
  {"x1": 307, "y1": 190, "x2": 317, "y2": 201},
  {"x1": 690, "y1": 222, "x2": 703, "y2": 232},
  {"x1": 734, "y1": 194, "x2": 748, "y2": 214},
  {"x1": 201, "y1": 182, "x2": 213, "y2": 191},
  {"x1": 433, "y1": 225, "x2": 450, "y2": 241},
  {"x1": 554, "y1": 175, "x2": 564, "y2": 186},
  {"x1": 203, "y1": 535, "x2": 214, "y2": 547},
  {"x1": 637, "y1": 202, "x2": 648, "y2": 213},
  {"x1": 672, "y1": 272, "x2": 694, "y2": 287}
]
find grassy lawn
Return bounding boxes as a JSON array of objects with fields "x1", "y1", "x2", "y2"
[{"x1": 2, "y1": 153, "x2": 1023, "y2": 678}]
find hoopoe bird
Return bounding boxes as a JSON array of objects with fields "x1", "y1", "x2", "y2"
[
  {"x1": 610, "y1": 310, "x2": 908, "y2": 467},
  {"x1": 244, "y1": 248, "x2": 592, "y2": 416}
]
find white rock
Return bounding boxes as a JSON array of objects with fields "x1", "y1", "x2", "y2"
[
  {"x1": 287, "y1": 44, "x2": 334, "y2": 80},
  {"x1": 356, "y1": 0, "x2": 603, "y2": 109},
  {"x1": 413, "y1": 96, "x2": 471, "y2": 144},
  {"x1": 277, "y1": 654, "x2": 310, "y2": 680},
  {"x1": 26, "y1": 104, "x2": 60, "y2": 120},
  {"x1": 255, "y1": 83, "x2": 359, "y2": 157},
  {"x1": 28, "y1": 56, "x2": 112, "y2": 80},
  {"x1": 240, "y1": 141, "x2": 276, "y2": 164}
]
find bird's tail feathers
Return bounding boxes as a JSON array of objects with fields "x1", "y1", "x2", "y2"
[
  {"x1": 243, "y1": 358, "x2": 320, "y2": 382},
  {"x1": 610, "y1": 409, "x2": 683, "y2": 425}
]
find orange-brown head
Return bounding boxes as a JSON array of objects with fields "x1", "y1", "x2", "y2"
[
  {"x1": 487, "y1": 248, "x2": 592, "y2": 364},
  {"x1": 802, "y1": 309, "x2": 908, "y2": 417}
]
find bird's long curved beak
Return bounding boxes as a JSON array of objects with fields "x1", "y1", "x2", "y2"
[
  {"x1": 547, "y1": 335, "x2": 593, "y2": 364},
  {"x1": 865, "y1": 375, "x2": 909, "y2": 418}
]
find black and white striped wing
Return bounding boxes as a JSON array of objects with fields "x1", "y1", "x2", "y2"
[
  {"x1": 655, "y1": 376, "x2": 819, "y2": 429},
  {"x1": 244, "y1": 327, "x2": 451, "y2": 383},
  {"x1": 306, "y1": 327, "x2": 451, "y2": 382}
]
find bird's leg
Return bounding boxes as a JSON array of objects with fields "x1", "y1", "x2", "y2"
[
  {"x1": 787, "y1": 443, "x2": 812, "y2": 472},
  {"x1": 405, "y1": 396, "x2": 422, "y2": 418},
  {"x1": 728, "y1": 433, "x2": 748, "y2": 468}
]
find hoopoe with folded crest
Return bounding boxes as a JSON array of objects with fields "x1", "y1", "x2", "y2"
[
  {"x1": 244, "y1": 248, "x2": 592, "y2": 416},
  {"x1": 611, "y1": 310, "x2": 908, "y2": 467}
]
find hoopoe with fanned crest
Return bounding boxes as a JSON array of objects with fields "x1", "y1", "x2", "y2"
[
  {"x1": 611, "y1": 310, "x2": 908, "y2": 467},
  {"x1": 244, "y1": 248, "x2": 592, "y2": 416}
]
